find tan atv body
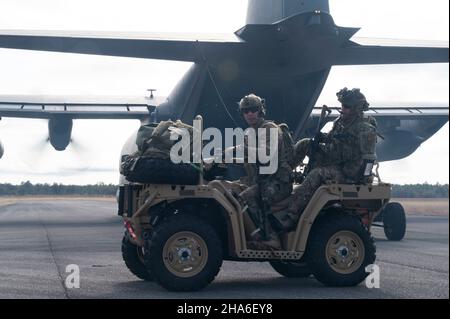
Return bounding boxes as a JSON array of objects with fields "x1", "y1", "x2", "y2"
[{"x1": 118, "y1": 179, "x2": 390, "y2": 291}]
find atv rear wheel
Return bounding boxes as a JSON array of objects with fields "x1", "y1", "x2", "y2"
[
  {"x1": 144, "y1": 215, "x2": 223, "y2": 291},
  {"x1": 122, "y1": 232, "x2": 153, "y2": 281},
  {"x1": 383, "y1": 202, "x2": 406, "y2": 241},
  {"x1": 269, "y1": 261, "x2": 312, "y2": 278},
  {"x1": 307, "y1": 213, "x2": 376, "y2": 287}
]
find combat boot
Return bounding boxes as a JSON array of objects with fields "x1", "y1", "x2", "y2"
[
  {"x1": 247, "y1": 239, "x2": 281, "y2": 251},
  {"x1": 247, "y1": 230, "x2": 282, "y2": 251}
]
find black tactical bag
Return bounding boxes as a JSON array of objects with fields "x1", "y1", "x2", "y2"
[{"x1": 121, "y1": 120, "x2": 199, "y2": 185}]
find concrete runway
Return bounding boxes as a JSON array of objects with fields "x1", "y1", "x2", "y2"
[{"x1": 0, "y1": 199, "x2": 448, "y2": 299}]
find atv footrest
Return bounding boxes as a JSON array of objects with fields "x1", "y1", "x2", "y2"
[{"x1": 238, "y1": 250, "x2": 302, "y2": 260}]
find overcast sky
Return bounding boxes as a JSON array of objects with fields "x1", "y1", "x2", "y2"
[{"x1": 0, "y1": 0, "x2": 448, "y2": 185}]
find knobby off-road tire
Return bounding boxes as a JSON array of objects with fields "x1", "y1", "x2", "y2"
[
  {"x1": 122, "y1": 232, "x2": 153, "y2": 281},
  {"x1": 307, "y1": 213, "x2": 376, "y2": 287},
  {"x1": 144, "y1": 215, "x2": 223, "y2": 292}
]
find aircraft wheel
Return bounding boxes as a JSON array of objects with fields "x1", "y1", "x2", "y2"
[{"x1": 383, "y1": 202, "x2": 407, "y2": 241}]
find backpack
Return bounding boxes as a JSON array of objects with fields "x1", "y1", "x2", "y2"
[
  {"x1": 137, "y1": 120, "x2": 194, "y2": 159},
  {"x1": 120, "y1": 120, "x2": 196, "y2": 181},
  {"x1": 136, "y1": 123, "x2": 158, "y2": 153}
]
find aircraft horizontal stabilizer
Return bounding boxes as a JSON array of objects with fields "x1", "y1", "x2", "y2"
[
  {"x1": 335, "y1": 38, "x2": 449, "y2": 65},
  {"x1": 0, "y1": 30, "x2": 243, "y2": 62}
]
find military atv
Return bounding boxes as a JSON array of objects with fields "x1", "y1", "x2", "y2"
[{"x1": 118, "y1": 164, "x2": 391, "y2": 292}]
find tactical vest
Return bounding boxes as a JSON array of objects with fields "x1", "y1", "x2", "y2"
[{"x1": 327, "y1": 115, "x2": 377, "y2": 180}]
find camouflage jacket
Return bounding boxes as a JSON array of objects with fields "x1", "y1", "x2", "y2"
[
  {"x1": 318, "y1": 114, "x2": 377, "y2": 181},
  {"x1": 240, "y1": 119, "x2": 293, "y2": 186}
]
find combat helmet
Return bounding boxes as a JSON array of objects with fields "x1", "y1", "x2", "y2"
[
  {"x1": 336, "y1": 87, "x2": 369, "y2": 112},
  {"x1": 238, "y1": 94, "x2": 266, "y2": 116}
]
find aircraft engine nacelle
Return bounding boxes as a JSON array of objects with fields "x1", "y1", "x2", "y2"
[
  {"x1": 48, "y1": 118, "x2": 73, "y2": 151},
  {"x1": 0, "y1": 139, "x2": 4, "y2": 159},
  {"x1": 376, "y1": 130, "x2": 424, "y2": 162}
]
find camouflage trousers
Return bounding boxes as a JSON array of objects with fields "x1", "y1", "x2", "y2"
[
  {"x1": 288, "y1": 166, "x2": 345, "y2": 214},
  {"x1": 239, "y1": 178, "x2": 293, "y2": 236}
]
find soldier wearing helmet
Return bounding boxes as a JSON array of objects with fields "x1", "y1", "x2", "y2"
[
  {"x1": 269, "y1": 88, "x2": 378, "y2": 232},
  {"x1": 337, "y1": 87, "x2": 370, "y2": 112},
  {"x1": 233, "y1": 93, "x2": 293, "y2": 250}
]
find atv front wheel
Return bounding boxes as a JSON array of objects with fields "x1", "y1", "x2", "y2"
[
  {"x1": 122, "y1": 232, "x2": 153, "y2": 281},
  {"x1": 144, "y1": 215, "x2": 223, "y2": 292},
  {"x1": 307, "y1": 213, "x2": 376, "y2": 287}
]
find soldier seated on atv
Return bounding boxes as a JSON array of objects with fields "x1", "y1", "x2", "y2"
[
  {"x1": 269, "y1": 88, "x2": 378, "y2": 232},
  {"x1": 229, "y1": 94, "x2": 294, "y2": 250}
]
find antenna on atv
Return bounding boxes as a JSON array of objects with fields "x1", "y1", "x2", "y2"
[{"x1": 195, "y1": 115, "x2": 204, "y2": 186}]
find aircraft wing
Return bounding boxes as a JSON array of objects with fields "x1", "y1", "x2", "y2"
[
  {"x1": 305, "y1": 106, "x2": 449, "y2": 162},
  {"x1": 0, "y1": 94, "x2": 162, "y2": 119},
  {"x1": 0, "y1": 30, "x2": 243, "y2": 62},
  {"x1": 335, "y1": 38, "x2": 449, "y2": 65}
]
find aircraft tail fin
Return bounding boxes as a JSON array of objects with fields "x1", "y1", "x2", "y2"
[{"x1": 246, "y1": 0, "x2": 330, "y2": 24}]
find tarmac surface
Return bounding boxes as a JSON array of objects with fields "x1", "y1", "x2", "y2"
[{"x1": 0, "y1": 199, "x2": 448, "y2": 299}]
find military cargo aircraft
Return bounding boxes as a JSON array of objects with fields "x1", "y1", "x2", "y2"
[{"x1": 0, "y1": 0, "x2": 448, "y2": 163}]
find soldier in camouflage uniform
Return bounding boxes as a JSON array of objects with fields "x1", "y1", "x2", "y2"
[
  {"x1": 235, "y1": 94, "x2": 293, "y2": 249},
  {"x1": 270, "y1": 88, "x2": 378, "y2": 232}
]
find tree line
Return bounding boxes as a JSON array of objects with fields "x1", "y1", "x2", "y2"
[
  {"x1": 391, "y1": 183, "x2": 448, "y2": 198},
  {"x1": 0, "y1": 181, "x2": 448, "y2": 198},
  {"x1": 0, "y1": 181, "x2": 116, "y2": 196}
]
